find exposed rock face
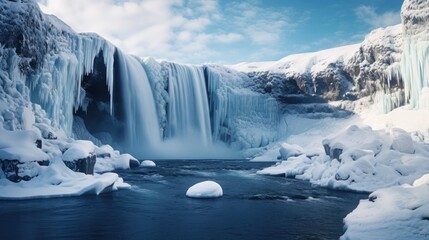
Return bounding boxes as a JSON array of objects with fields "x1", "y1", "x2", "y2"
[
  {"x1": 401, "y1": 0, "x2": 429, "y2": 39},
  {"x1": 0, "y1": 159, "x2": 43, "y2": 182},
  {"x1": 63, "y1": 153, "x2": 96, "y2": 175},
  {"x1": 62, "y1": 141, "x2": 97, "y2": 175},
  {"x1": 232, "y1": 25, "x2": 403, "y2": 103}
]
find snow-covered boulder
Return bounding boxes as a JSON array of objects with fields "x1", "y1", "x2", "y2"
[
  {"x1": 322, "y1": 125, "x2": 388, "y2": 160},
  {"x1": 141, "y1": 160, "x2": 156, "y2": 167},
  {"x1": 258, "y1": 125, "x2": 429, "y2": 192},
  {"x1": 0, "y1": 129, "x2": 49, "y2": 182},
  {"x1": 279, "y1": 143, "x2": 304, "y2": 160},
  {"x1": 390, "y1": 128, "x2": 415, "y2": 154},
  {"x1": 342, "y1": 173, "x2": 429, "y2": 239},
  {"x1": 0, "y1": 156, "x2": 130, "y2": 200},
  {"x1": 62, "y1": 140, "x2": 96, "y2": 175},
  {"x1": 94, "y1": 146, "x2": 139, "y2": 172},
  {"x1": 186, "y1": 181, "x2": 223, "y2": 198}
]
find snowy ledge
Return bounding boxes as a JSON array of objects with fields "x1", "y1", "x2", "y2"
[
  {"x1": 341, "y1": 174, "x2": 429, "y2": 239},
  {"x1": 0, "y1": 157, "x2": 130, "y2": 200}
]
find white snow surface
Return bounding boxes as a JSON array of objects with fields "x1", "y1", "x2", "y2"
[
  {"x1": 94, "y1": 145, "x2": 138, "y2": 172},
  {"x1": 258, "y1": 123, "x2": 429, "y2": 192},
  {"x1": 0, "y1": 128, "x2": 48, "y2": 162},
  {"x1": 341, "y1": 174, "x2": 429, "y2": 240},
  {"x1": 141, "y1": 160, "x2": 156, "y2": 167},
  {"x1": 62, "y1": 140, "x2": 95, "y2": 161},
  {"x1": 279, "y1": 143, "x2": 304, "y2": 160},
  {"x1": 232, "y1": 44, "x2": 360, "y2": 75},
  {"x1": 0, "y1": 157, "x2": 130, "y2": 200},
  {"x1": 186, "y1": 181, "x2": 223, "y2": 198}
]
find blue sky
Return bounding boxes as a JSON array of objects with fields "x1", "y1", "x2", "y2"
[{"x1": 38, "y1": 0, "x2": 403, "y2": 64}]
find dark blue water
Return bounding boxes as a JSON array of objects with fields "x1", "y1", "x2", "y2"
[{"x1": 0, "y1": 160, "x2": 366, "y2": 240}]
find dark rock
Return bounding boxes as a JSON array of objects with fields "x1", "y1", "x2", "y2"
[
  {"x1": 369, "y1": 195, "x2": 377, "y2": 202},
  {"x1": 1, "y1": 160, "x2": 19, "y2": 182},
  {"x1": 0, "y1": 159, "x2": 43, "y2": 182},
  {"x1": 35, "y1": 139, "x2": 42, "y2": 149},
  {"x1": 37, "y1": 160, "x2": 49, "y2": 166},
  {"x1": 63, "y1": 153, "x2": 96, "y2": 175},
  {"x1": 332, "y1": 148, "x2": 343, "y2": 160},
  {"x1": 96, "y1": 153, "x2": 111, "y2": 158},
  {"x1": 323, "y1": 143, "x2": 343, "y2": 160},
  {"x1": 129, "y1": 158, "x2": 140, "y2": 168},
  {"x1": 335, "y1": 172, "x2": 349, "y2": 181},
  {"x1": 323, "y1": 144, "x2": 331, "y2": 156},
  {"x1": 46, "y1": 132, "x2": 57, "y2": 140}
]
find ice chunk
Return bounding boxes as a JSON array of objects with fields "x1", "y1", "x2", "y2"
[
  {"x1": 390, "y1": 128, "x2": 415, "y2": 154},
  {"x1": 279, "y1": 143, "x2": 304, "y2": 160},
  {"x1": 141, "y1": 160, "x2": 156, "y2": 167},
  {"x1": 186, "y1": 181, "x2": 223, "y2": 198}
]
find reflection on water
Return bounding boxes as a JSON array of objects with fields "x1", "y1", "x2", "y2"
[{"x1": 0, "y1": 160, "x2": 366, "y2": 240}]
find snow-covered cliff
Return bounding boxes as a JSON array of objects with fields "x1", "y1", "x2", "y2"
[
  {"x1": 231, "y1": 25, "x2": 403, "y2": 108},
  {"x1": 0, "y1": 0, "x2": 284, "y2": 159}
]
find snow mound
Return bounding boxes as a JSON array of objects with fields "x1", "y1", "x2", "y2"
[
  {"x1": 62, "y1": 140, "x2": 95, "y2": 162},
  {"x1": 141, "y1": 160, "x2": 156, "y2": 167},
  {"x1": 186, "y1": 181, "x2": 223, "y2": 198},
  {"x1": 342, "y1": 173, "x2": 429, "y2": 239},
  {"x1": 258, "y1": 125, "x2": 429, "y2": 192},
  {"x1": 0, "y1": 157, "x2": 130, "y2": 200},
  {"x1": 232, "y1": 44, "x2": 360, "y2": 74},
  {"x1": 94, "y1": 145, "x2": 139, "y2": 172},
  {"x1": 279, "y1": 143, "x2": 304, "y2": 160}
]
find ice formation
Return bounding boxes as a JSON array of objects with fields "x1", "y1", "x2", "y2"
[
  {"x1": 257, "y1": 124, "x2": 429, "y2": 192},
  {"x1": 400, "y1": 0, "x2": 429, "y2": 109}
]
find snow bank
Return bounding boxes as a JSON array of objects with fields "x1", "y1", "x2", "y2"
[
  {"x1": 62, "y1": 140, "x2": 95, "y2": 162},
  {"x1": 342, "y1": 173, "x2": 429, "y2": 239},
  {"x1": 232, "y1": 44, "x2": 360, "y2": 74},
  {"x1": 141, "y1": 160, "x2": 156, "y2": 167},
  {"x1": 0, "y1": 157, "x2": 130, "y2": 200},
  {"x1": 186, "y1": 181, "x2": 223, "y2": 198},
  {"x1": 279, "y1": 143, "x2": 304, "y2": 159},
  {"x1": 94, "y1": 145, "x2": 139, "y2": 172},
  {"x1": 258, "y1": 125, "x2": 429, "y2": 192}
]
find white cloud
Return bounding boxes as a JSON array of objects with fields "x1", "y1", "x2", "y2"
[
  {"x1": 38, "y1": 0, "x2": 244, "y2": 63},
  {"x1": 226, "y1": 1, "x2": 296, "y2": 45},
  {"x1": 355, "y1": 5, "x2": 401, "y2": 28}
]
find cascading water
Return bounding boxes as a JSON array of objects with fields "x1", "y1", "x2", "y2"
[
  {"x1": 165, "y1": 63, "x2": 212, "y2": 146},
  {"x1": 115, "y1": 51, "x2": 161, "y2": 154}
]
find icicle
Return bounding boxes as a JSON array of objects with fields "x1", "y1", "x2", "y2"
[{"x1": 401, "y1": 38, "x2": 429, "y2": 109}]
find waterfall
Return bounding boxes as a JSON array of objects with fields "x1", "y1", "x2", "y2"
[
  {"x1": 115, "y1": 51, "x2": 161, "y2": 154},
  {"x1": 165, "y1": 63, "x2": 212, "y2": 146}
]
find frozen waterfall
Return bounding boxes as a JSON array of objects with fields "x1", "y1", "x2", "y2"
[
  {"x1": 25, "y1": 33, "x2": 283, "y2": 158},
  {"x1": 401, "y1": 39, "x2": 429, "y2": 109}
]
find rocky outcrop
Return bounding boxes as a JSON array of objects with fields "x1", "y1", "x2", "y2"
[
  {"x1": 63, "y1": 153, "x2": 96, "y2": 175},
  {"x1": 62, "y1": 140, "x2": 97, "y2": 175},
  {"x1": 232, "y1": 25, "x2": 403, "y2": 103}
]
